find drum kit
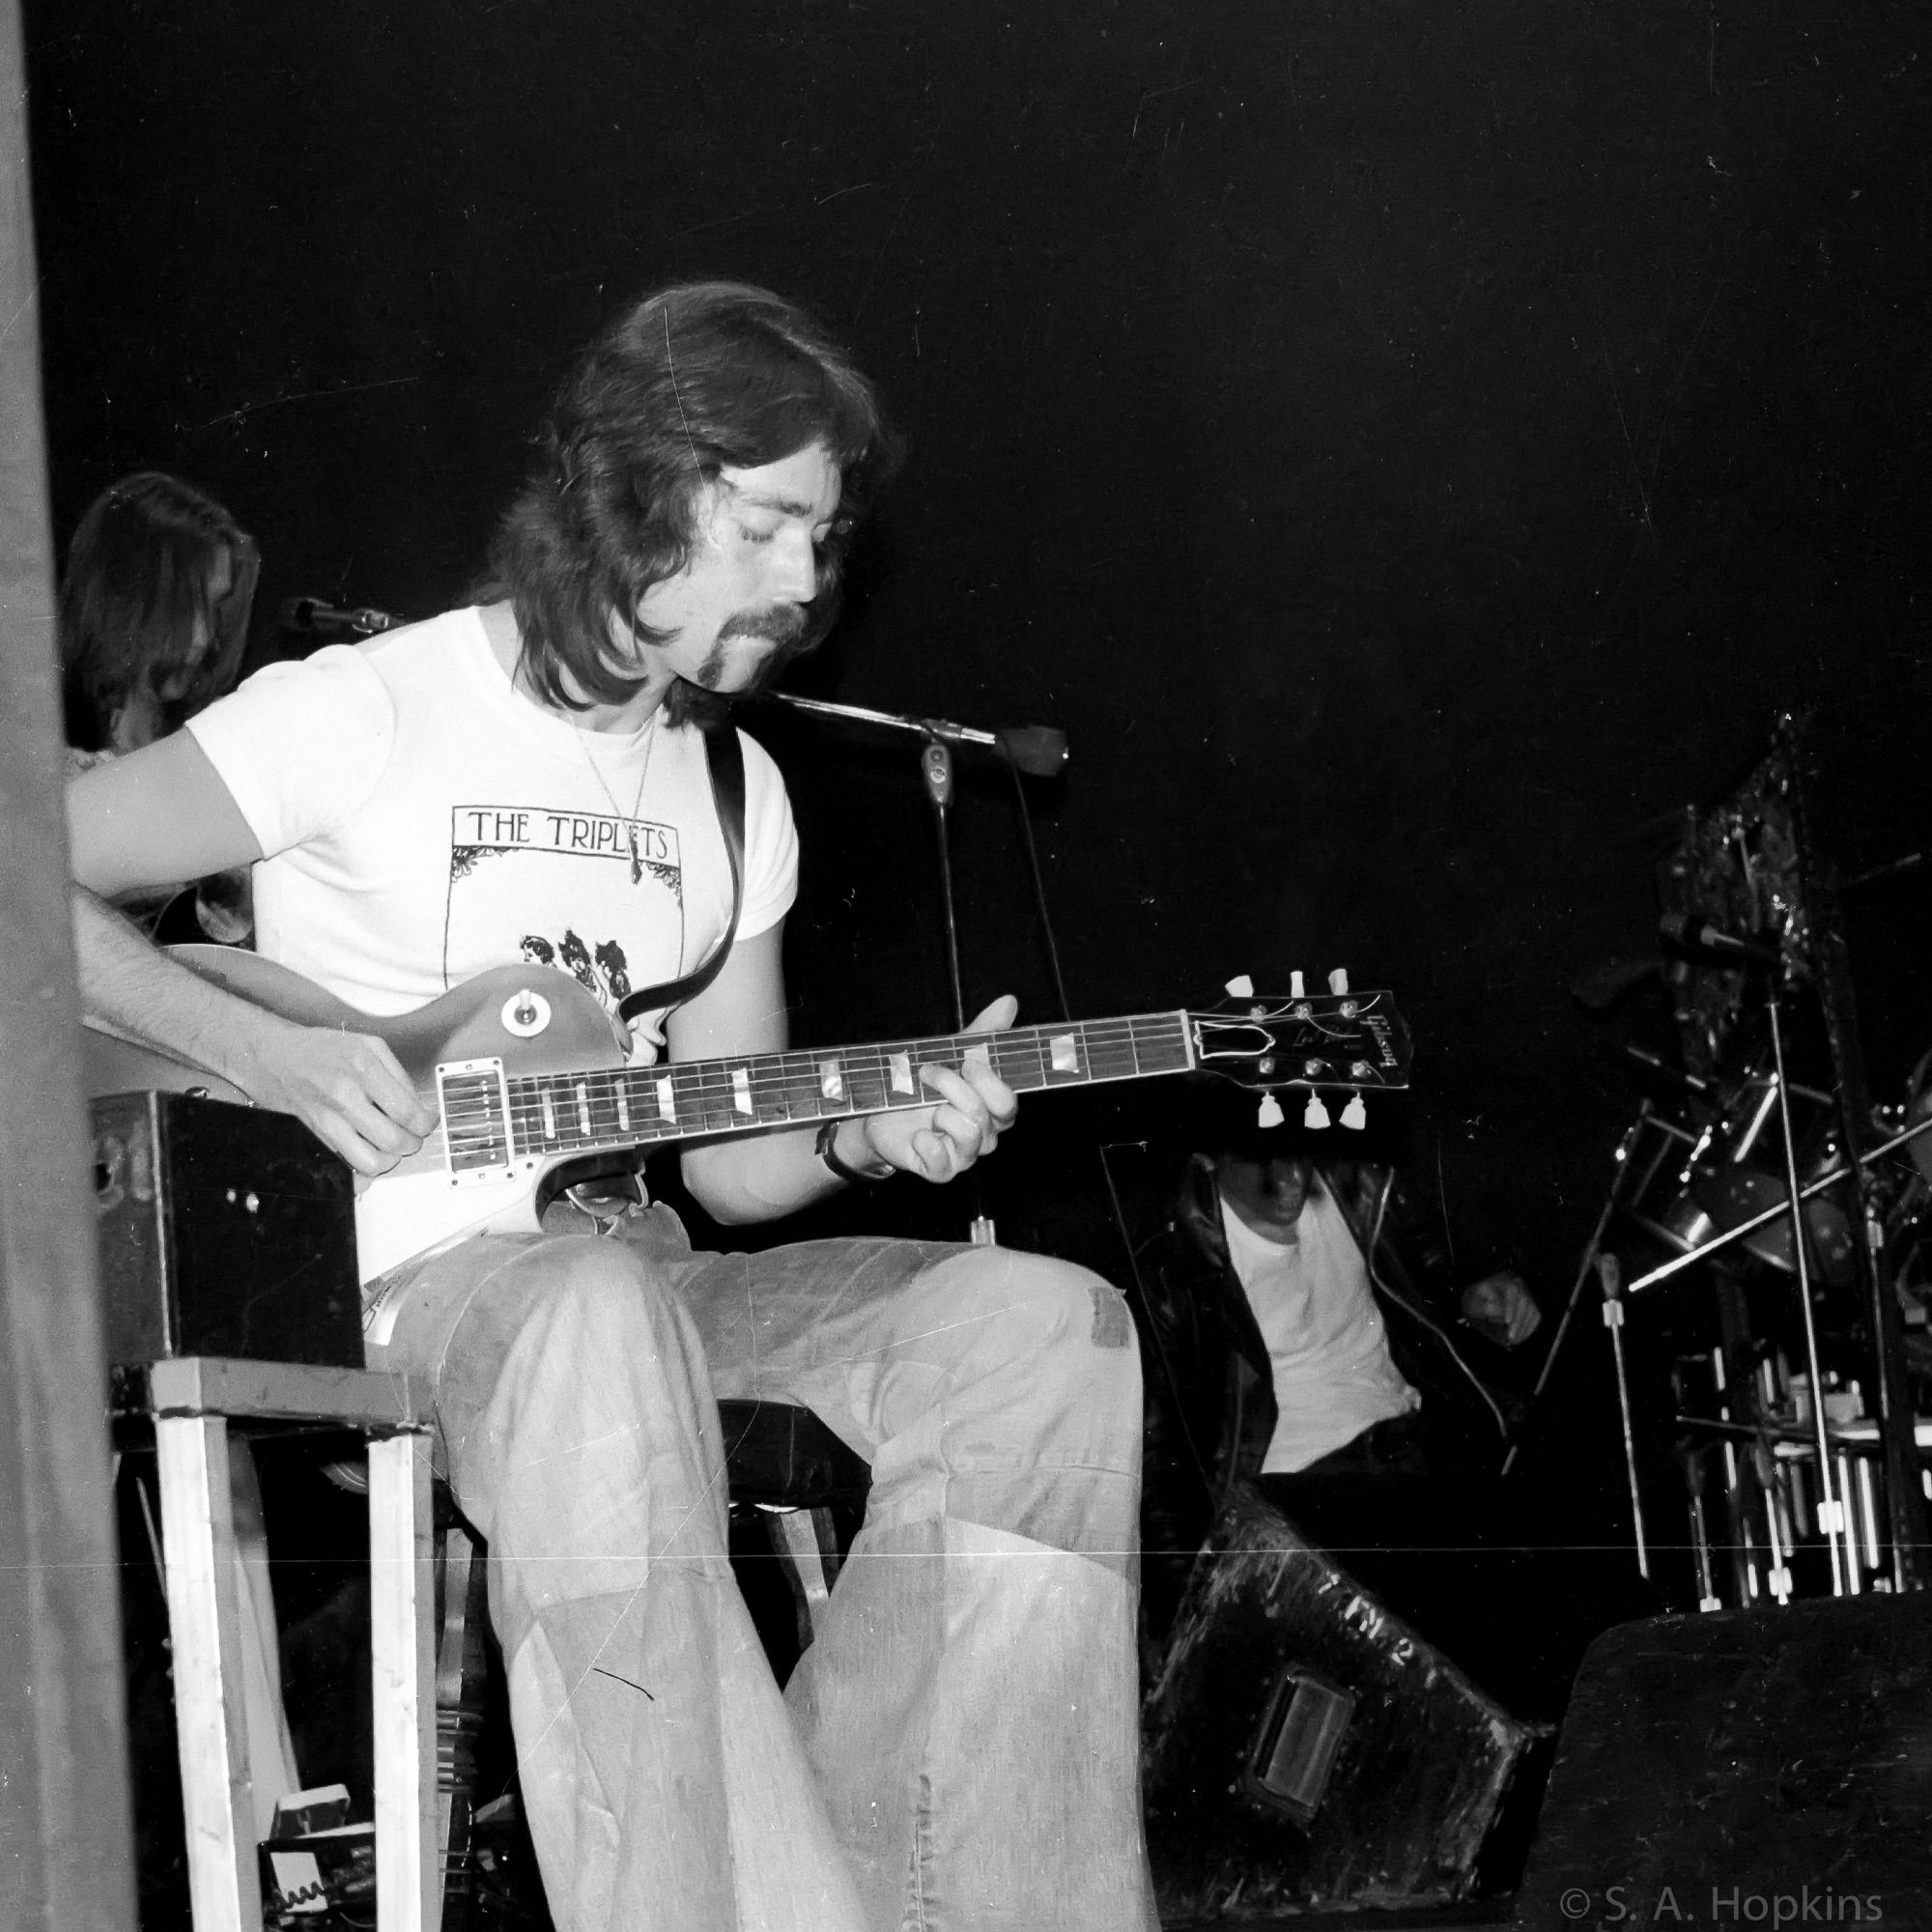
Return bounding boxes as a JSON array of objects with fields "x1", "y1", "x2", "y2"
[{"x1": 1526, "y1": 719, "x2": 1932, "y2": 1611}]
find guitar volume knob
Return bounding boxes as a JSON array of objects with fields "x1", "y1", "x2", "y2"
[{"x1": 502, "y1": 988, "x2": 553, "y2": 1038}]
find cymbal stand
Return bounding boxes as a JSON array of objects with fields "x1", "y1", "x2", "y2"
[
  {"x1": 1597, "y1": 1252, "x2": 1650, "y2": 1578},
  {"x1": 1679, "y1": 1433, "x2": 1722, "y2": 1611},
  {"x1": 1706, "y1": 1343, "x2": 1762, "y2": 1607},
  {"x1": 1502, "y1": 1103, "x2": 1654, "y2": 1478},
  {"x1": 1779, "y1": 712, "x2": 1929, "y2": 1589},
  {"x1": 1765, "y1": 980, "x2": 1848, "y2": 1594}
]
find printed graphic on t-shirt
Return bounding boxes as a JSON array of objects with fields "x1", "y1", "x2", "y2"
[{"x1": 446, "y1": 804, "x2": 687, "y2": 1055}]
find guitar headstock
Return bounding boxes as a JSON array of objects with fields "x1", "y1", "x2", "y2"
[{"x1": 1188, "y1": 971, "x2": 1410, "y2": 1129}]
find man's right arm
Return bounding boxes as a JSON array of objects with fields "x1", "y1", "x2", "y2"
[{"x1": 70, "y1": 733, "x2": 432, "y2": 1174}]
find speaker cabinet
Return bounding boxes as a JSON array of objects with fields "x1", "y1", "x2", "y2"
[
  {"x1": 1143, "y1": 1484, "x2": 1540, "y2": 1918},
  {"x1": 1512, "y1": 1590, "x2": 1932, "y2": 1928},
  {"x1": 92, "y1": 1089, "x2": 361, "y2": 1367}
]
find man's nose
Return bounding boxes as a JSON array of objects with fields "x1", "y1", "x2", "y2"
[{"x1": 766, "y1": 527, "x2": 818, "y2": 603}]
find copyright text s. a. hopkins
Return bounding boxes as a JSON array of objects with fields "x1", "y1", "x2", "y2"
[{"x1": 1555, "y1": 1882, "x2": 1887, "y2": 1923}]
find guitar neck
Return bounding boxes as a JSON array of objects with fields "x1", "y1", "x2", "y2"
[{"x1": 440, "y1": 1011, "x2": 1197, "y2": 1175}]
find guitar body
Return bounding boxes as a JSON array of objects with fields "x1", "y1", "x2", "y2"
[
  {"x1": 85, "y1": 947, "x2": 639, "y2": 1284},
  {"x1": 84, "y1": 947, "x2": 1412, "y2": 1292}
]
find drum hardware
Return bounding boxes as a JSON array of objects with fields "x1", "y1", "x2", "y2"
[
  {"x1": 1706, "y1": 1343, "x2": 1761, "y2": 1605},
  {"x1": 1621, "y1": 1070, "x2": 1857, "y2": 1287},
  {"x1": 1680, "y1": 1442, "x2": 1722, "y2": 1611},
  {"x1": 1502, "y1": 1104, "x2": 1655, "y2": 1479},
  {"x1": 1624, "y1": 1107, "x2": 1932, "y2": 1295},
  {"x1": 1665, "y1": 1345, "x2": 1929, "y2": 1609},
  {"x1": 1566, "y1": 722, "x2": 1929, "y2": 1603},
  {"x1": 1764, "y1": 986, "x2": 1850, "y2": 1592},
  {"x1": 1598, "y1": 1252, "x2": 1650, "y2": 1578}
]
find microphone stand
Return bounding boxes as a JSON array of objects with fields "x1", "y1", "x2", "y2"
[
  {"x1": 919, "y1": 737, "x2": 996, "y2": 1247},
  {"x1": 763, "y1": 691, "x2": 1068, "y2": 1248},
  {"x1": 920, "y1": 738, "x2": 969, "y2": 1034}
]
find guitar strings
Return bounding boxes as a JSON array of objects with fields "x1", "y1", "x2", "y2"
[
  {"x1": 432, "y1": 1004, "x2": 1400, "y2": 1164},
  {"x1": 484, "y1": 1015, "x2": 1196, "y2": 1152}
]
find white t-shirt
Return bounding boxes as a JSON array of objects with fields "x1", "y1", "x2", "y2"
[
  {"x1": 185, "y1": 606, "x2": 798, "y2": 1062},
  {"x1": 1221, "y1": 1181, "x2": 1420, "y2": 1475}
]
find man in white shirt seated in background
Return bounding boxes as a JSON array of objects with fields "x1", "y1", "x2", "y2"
[{"x1": 1138, "y1": 1104, "x2": 1573, "y2": 1715}]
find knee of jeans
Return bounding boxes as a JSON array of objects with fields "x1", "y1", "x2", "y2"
[
  {"x1": 952, "y1": 1251, "x2": 1144, "y2": 1409},
  {"x1": 531, "y1": 1236, "x2": 693, "y2": 1365}
]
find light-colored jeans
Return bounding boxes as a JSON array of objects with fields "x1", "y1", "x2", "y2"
[{"x1": 366, "y1": 1204, "x2": 1155, "y2": 1932}]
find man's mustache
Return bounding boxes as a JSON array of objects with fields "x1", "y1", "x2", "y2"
[{"x1": 721, "y1": 605, "x2": 809, "y2": 646}]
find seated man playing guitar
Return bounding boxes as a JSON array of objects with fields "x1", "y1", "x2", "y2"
[{"x1": 69, "y1": 282, "x2": 1155, "y2": 1932}]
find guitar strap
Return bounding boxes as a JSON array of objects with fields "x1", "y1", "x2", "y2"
[{"x1": 615, "y1": 718, "x2": 745, "y2": 1026}]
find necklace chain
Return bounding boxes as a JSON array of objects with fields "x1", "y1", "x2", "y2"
[{"x1": 575, "y1": 714, "x2": 661, "y2": 884}]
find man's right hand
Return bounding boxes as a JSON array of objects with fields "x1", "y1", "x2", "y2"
[{"x1": 238, "y1": 1014, "x2": 436, "y2": 1178}]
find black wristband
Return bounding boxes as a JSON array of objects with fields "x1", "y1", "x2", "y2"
[{"x1": 817, "y1": 1118, "x2": 891, "y2": 1184}]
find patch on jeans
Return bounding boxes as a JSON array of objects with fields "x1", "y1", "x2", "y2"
[{"x1": 1089, "y1": 1279, "x2": 1132, "y2": 1349}]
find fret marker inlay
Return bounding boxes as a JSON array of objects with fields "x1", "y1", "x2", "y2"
[
  {"x1": 890, "y1": 1052, "x2": 914, "y2": 1095},
  {"x1": 616, "y1": 1085, "x2": 630, "y2": 1131},
  {"x1": 731, "y1": 1066, "x2": 753, "y2": 1115},
  {"x1": 1049, "y1": 1034, "x2": 1080, "y2": 1073},
  {"x1": 819, "y1": 1059, "x2": 844, "y2": 1100},
  {"x1": 656, "y1": 1076, "x2": 675, "y2": 1122},
  {"x1": 575, "y1": 1082, "x2": 592, "y2": 1136}
]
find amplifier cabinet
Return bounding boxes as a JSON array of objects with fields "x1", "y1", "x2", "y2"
[
  {"x1": 1144, "y1": 1484, "x2": 1540, "y2": 1918},
  {"x1": 92, "y1": 1089, "x2": 363, "y2": 1368}
]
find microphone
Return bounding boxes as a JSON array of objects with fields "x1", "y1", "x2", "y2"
[
  {"x1": 989, "y1": 724, "x2": 1069, "y2": 778},
  {"x1": 1658, "y1": 910, "x2": 1783, "y2": 967},
  {"x1": 764, "y1": 692, "x2": 1069, "y2": 776},
  {"x1": 279, "y1": 596, "x2": 403, "y2": 638}
]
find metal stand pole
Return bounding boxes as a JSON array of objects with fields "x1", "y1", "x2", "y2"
[
  {"x1": 919, "y1": 737, "x2": 996, "y2": 1246},
  {"x1": 1766, "y1": 989, "x2": 1847, "y2": 1593},
  {"x1": 920, "y1": 739, "x2": 968, "y2": 1034},
  {"x1": 1598, "y1": 1252, "x2": 1651, "y2": 1579},
  {"x1": 1778, "y1": 713, "x2": 1928, "y2": 1588},
  {"x1": 1502, "y1": 1104, "x2": 1653, "y2": 1478}
]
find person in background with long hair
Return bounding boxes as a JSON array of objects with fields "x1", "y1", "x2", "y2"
[
  {"x1": 63, "y1": 469, "x2": 298, "y2": 1839},
  {"x1": 61, "y1": 469, "x2": 258, "y2": 941}
]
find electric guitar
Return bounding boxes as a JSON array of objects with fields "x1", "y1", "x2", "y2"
[{"x1": 84, "y1": 947, "x2": 1411, "y2": 1289}]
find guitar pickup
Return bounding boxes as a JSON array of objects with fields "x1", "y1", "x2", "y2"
[{"x1": 437, "y1": 1058, "x2": 514, "y2": 1181}]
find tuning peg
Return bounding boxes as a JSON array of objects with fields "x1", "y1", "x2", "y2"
[
  {"x1": 1328, "y1": 967, "x2": 1350, "y2": 995},
  {"x1": 1290, "y1": 970, "x2": 1306, "y2": 998},
  {"x1": 1257, "y1": 1093, "x2": 1285, "y2": 1129},
  {"x1": 1340, "y1": 1092, "x2": 1367, "y2": 1131},
  {"x1": 1225, "y1": 973, "x2": 1256, "y2": 998},
  {"x1": 1304, "y1": 1093, "x2": 1331, "y2": 1129}
]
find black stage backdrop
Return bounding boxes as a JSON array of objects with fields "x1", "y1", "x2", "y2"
[{"x1": 24, "y1": 2, "x2": 1932, "y2": 1537}]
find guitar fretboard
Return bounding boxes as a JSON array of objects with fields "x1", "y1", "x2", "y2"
[{"x1": 440, "y1": 1011, "x2": 1195, "y2": 1173}]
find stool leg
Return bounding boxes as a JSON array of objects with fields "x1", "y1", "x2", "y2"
[
  {"x1": 369, "y1": 1430, "x2": 436, "y2": 1932},
  {"x1": 155, "y1": 1413, "x2": 263, "y2": 1932},
  {"x1": 435, "y1": 1523, "x2": 492, "y2": 1932},
  {"x1": 765, "y1": 1505, "x2": 841, "y2": 1653}
]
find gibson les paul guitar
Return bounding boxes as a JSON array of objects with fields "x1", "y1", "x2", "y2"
[{"x1": 84, "y1": 947, "x2": 1411, "y2": 1288}]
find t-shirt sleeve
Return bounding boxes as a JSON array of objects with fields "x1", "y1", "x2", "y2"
[
  {"x1": 185, "y1": 644, "x2": 396, "y2": 856},
  {"x1": 735, "y1": 727, "x2": 800, "y2": 939}
]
